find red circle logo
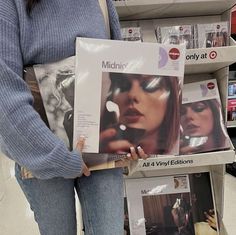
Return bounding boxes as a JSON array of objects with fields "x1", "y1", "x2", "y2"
[
  {"x1": 209, "y1": 51, "x2": 217, "y2": 59},
  {"x1": 207, "y1": 82, "x2": 215, "y2": 90},
  {"x1": 128, "y1": 29, "x2": 133, "y2": 34},
  {"x1": 169, "y1": 48, "x2": 180, "y2": 60}
]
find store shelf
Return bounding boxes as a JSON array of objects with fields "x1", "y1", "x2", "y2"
[
  {"x1": 114, "y1": 0, "x2": 236, "y2": 20},
  {"x1": 227, "y1": 120, "x2": 236, "y2": 128},
  {"x1": 128, "y1": 148, "x2": 235, "y2": 174},
  {"x1": 185, "y1": 38, "x2": 236, "y2": 74}
]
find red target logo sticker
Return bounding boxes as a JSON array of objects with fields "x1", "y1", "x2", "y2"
[
  {"x1": 207, "y1": 82, "x2": 215, "y2": 90},
  {"x1": 169, "y1": 48, "x2": 180, "y2": 60},
  {"x1": 209, "y1": 51, "x2": 217, "y2": 59}
]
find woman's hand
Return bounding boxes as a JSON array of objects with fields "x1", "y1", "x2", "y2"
[
  {"x1": 100, "y1": 128, "x2": 133, "y2": 153},
  {"x1": 179, "y1": 139, "x2": 204, "y2": 155},
  {"x1": 115, "y1": 146, "x2": 148, "y2": 168},
  {"x1": 100, "y1": 128, "x2": 148, "y2": 160},
  {"x1": 100, "y1": 127, "x2": 148, "y2": 168},
  {"x1": 76, "y1": 136, "x2": 90, "y2": 177},
  {"x1": 204, "y1": 209, "x2": 217, "y2": 230},
  {"x1": 126, "y1": 146, "x2": 148, "y2": 160}
]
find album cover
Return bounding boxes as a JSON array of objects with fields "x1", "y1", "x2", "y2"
[
  {"x1": 194, "y1": 22, "x2": 229, "y2": 48},
  {"x1": 189, "y1": 172, "x2": 219, "y2": 235},
  {"x1": 180, "y1": 79, "x2": 231, "y2": 155},
  {"x1": 156, "y1": 25, "x2": 194, "y2": 49},
  {"x1": 228, "y1": 71, "x2": 236, "y2": 98},
  {"x1": 24, "y1": 57, "x2": 128, "y2": 170},
  {"x1": 121, "y1": 27, "x2": 143, "y2": 42},
  {"x1": 227, "y1": 99, "x2": 236, "y2": 121},
  {"x1": 74, "y1": 37, "x2": 186, "y2": 156},
  {"x1": 32, "y1": 56, "x2": 75, "y2": 150},
  {"x1": 125, "y1": 172, "x2": 219, "y2": 235},
  {"x1": 23, "y1": 67, "x2": 50, "y2": 127}
]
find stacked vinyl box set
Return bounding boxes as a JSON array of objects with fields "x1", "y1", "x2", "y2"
[{"x1": 121, "y1": 21, "x2": 229, "y2": 49}]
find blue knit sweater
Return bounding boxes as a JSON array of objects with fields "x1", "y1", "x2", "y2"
[{"x1": 0, "y1": 0, "x2": 121, "y2": 179}]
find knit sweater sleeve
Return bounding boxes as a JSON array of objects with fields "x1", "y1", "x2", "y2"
[
  {"x1": 0, "y1": 2, "x2": 84, "y2": 179},
  {"x1": 107, "y1": 0, "x2": 122, "y2": 40}
]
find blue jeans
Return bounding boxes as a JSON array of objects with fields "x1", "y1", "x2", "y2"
[{"x1": 15, "y1": 163, "x2": 124, "y2": 235}]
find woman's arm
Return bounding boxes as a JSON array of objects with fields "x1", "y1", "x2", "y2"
[
  {"x1": 0, "y1": 1, "x2": 84, "y2": 179},
  {"x1": 107, "y1": 0, "x2": 122, "y2": 40}
]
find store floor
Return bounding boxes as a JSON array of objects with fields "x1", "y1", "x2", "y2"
[{"x1": 1, "y1": 154, "x2": 236, "y2": 235}]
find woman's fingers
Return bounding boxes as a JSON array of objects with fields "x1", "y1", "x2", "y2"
[
  {"x1": 100, "y1": 128, "x2": 116, "y2": 141},
  {"x1": 76, "y1": 136, "x2": 85, "y2": 152},
  {"x1": 204, "y1": 211, "x2": 216, "y2": 229},
  {"x1": 76, "y1": 136, "x2": 91, "y2": 177},
  {"x1": 180, "y1": 145, "x2": 202, "y2": 155},
  {"x1": 137, "y1": 146, "x2": 148, "y2": 159},
  {"x1": 82, "y1": 163, "x2": 91, "y2": 177},
  {"x1": 130, "y1": 147, "x2": 138, "y2": 160},
  {"x1": 126, "y1": 146, "x2": 148, "y2": 160}
]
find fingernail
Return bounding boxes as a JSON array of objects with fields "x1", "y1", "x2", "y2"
[
  {"x1": 137, "y1": 146, "x2": 142, "y2": 151},
  {"x1": 130, "y1": 147, "x2": 135, "y2": 152},
  {"x1": 127, "y1": 153, "x2": 131, "y2": 158},
  {"x1": 79, "y1": 135, "x2": 85, "y2": 139}
]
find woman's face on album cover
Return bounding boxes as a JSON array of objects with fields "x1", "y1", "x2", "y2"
[
  {"x1": 111, "y1": 74, "x2": 170, "y2": 134},
  {"x1": 207, "y1": 32, "x2": 226, "y2": 47},
  {"x1": 180, "y1": 101, "x2": 214, "y2": 137},
  {"x1": 212, "y1": 33, "x2": 225, "y2": 47}
]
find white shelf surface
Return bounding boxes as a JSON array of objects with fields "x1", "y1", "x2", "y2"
[
  {"x1": 114, "y1": 0, "x2": 236, "y2": 20},
  {"x1": 185, "y1": 38, "x2": 236, "y2": 74},
  {"x1": 227, "y1": 120, "x2": 236, "y2": 128},
  {"x1": 128, "y1": 148, "x2": 235, "y2": 175}
]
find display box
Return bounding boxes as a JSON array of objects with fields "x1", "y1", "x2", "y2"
[
  {"x1": 194, "y1": 21, "x2": 229, "y2": 48},
  {"x1": 227, "y1": 99, "x2": 236, "y2": 122},
  {"x1": 73, "y1": 37, "x2": 186, "y2": 156},
  {"x1": 180, "y1": 79, "x2": 231, "y2": 154},
  {"x1": 121, "y1": 27, "x2": 143, "y2": 42},
  {"x1": 156, "y1": 25, "x2": 194, "y2": 49},
  {"x1": 125, "y1": 172, "x2": 219, "y2": 235}
]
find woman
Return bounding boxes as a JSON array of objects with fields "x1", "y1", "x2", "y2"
[
  {"x1": 0, "y1": 1, "x2": 146, "y2": 235},
  {"x1": 180, "y1": 99, "x2": 229, "y2": 154},
  {"x1": 171, "y1": 195, "x2": 194, "y2": 235},
  {"x1": 206, "y1": 31, "x2": 228, "y2": 48},
  {"x1": 100, "y1": 72, "x2": 181, "y2": 155}
]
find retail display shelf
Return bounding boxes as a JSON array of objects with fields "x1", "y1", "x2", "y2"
[
  {"x1": 227, "y1": 120, "x2": 236, "y2": 127},
  {"x1": 185, "y1": 39, "x2": 236, "y2": 74},
  {"x1": 117, "y1": 2, "x2": 236, "y2": 233},
  {"x1": 128, "y1": 148, "x2": 235, "y2": 174},
  {"x1": 114, "y1": 0, "x2": 236, "y2": 20}
]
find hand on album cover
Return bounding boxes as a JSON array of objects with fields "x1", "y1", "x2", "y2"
[
  {"x1": 179, "y1": 138, "x2": 205, "y2": 155},
  {"x1": 76, "y1": 136, "x2": 90, "y2": 177},
  {"x1": 100, "y1": 127, "x2": 134, "y2": 153},
  {"x1": 204, "y1": 209, "x2": 217, "y2": 230},
  {"x1": 100, "y1": 127, "x2": 147, "y2": 160}
]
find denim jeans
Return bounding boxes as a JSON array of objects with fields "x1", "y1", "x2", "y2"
[{"x1": 15, "y1": 163, "x2": 124, "y2": 235}]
